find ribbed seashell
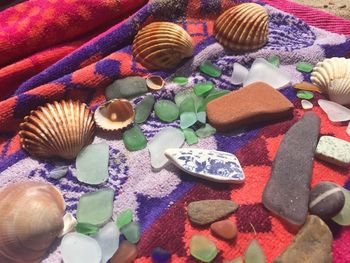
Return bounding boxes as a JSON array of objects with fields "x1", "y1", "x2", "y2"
[
  {"x1": 214, "y1": 3, "x2": 269, "y2": 51},
  {"x1": 311, "y1": 57, "x2": 350, "y2": 105},
  {"x1": 19, "y1": 100, "x2": 95, "y2": 160},
  {"x1": 132, "y1": 22, "x2": 194, "y2": 70},
  {"x1": 0, "y1": 181, "x2": 65, "y2": 263},
  {"x1": 94, "y1": 99, "x2": 135, "y2": 131}
]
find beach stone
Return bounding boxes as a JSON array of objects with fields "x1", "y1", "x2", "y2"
[
  {"x1": 188, "y1": 200, "x2": 238, "y2": 225},
  {"x1": 274, "y1": 215, "x2": 333, "y2": 263},
  {"x1": 207, "y1": 82, "x2": 294, "y2": 132},
  {"x1": 135, "y1": 95, "x2": 155, "y2": 124},
  {"x1": 262, "y1": 112, "x2": 320, "y2": 225},
  {"x1": 293, "y1": 81, "x2": 322, "y2": 93},
  {"x1": 151, "y1": 247, "x2": 171, "y2": 263},
  {"x1": 123, "y1": 126, "x2": 147, "y2": 151},
  {"x1": 182, "y1": 128, "x2": 198, "y2": 145},
  {"x1": 210, "y1": 219, "x2": 237, "y2": 240},
  {"x1": 105, "y1": 76, "x2": 147, "y2": 100},
  {"x1": 309, "y1": 182, "x2": 345, "y2": 220},
  {"x1": 154, "y1": 100, "x2": 179, "y2": 122},
  {"x1": 315, "y1": 136, "x2": 350, "y2": 167},
  {"x1": 120, "y1": 222, "x2": 141, "y2": 244},
  {"x1": 199, "y1": 60, "x2": 221, "y2": 78},
  {"x1": 190, "y1": 235, "x2": 218, "y2": 262},
  {"x1": 110, "y1": 241, "x2": 138, "y2": 263}
]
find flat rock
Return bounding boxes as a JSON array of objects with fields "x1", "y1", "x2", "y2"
[
  {"x1": 262, "y1": 112, "x2": 320, "y2": 225},
  {"x1": 105, "y1": 76, "x2": 147, "y2": 100},
  {"x1": 165, "y1": 148, "x2": 245, "y2": 183},
  {"x1": 188, "y1": 200, "x2": 238, "y2": 225},
  {"x1": 206, "y1": 82, "x2": 294, "y2": 132},
  {"x1": 274, "y1": 215, "x2": 333, "y2": 263},
  {"x1": 315, "y1": 136, "x2": 350, "y2": 167}
]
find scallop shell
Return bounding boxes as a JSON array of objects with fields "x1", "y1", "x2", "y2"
[
  {"x1": 311, "y1": 57, "x2": 350, "y2": 105},
  {"x1": 94, "y1": 99, "x2": 135, "y2": 131},
  {"x1": 0, "y1": 181, "x2": 65, "y2": 263},
  {"x1": 19, "y1": 100, "x2": 95, "y2": 160},
  {"x1": 133, "y1": 22, "x2": 194, "y2": 70},
  {"x1": 214, "y1": 3, "x2": 269, "y2": 51}
]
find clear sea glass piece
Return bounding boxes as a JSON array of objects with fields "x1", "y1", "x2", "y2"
[
  {"x1": 180, "y1": 112, "x2": 197, "y2": 129},
  {"x1": 301, "y1": 100, "x2": 313, "y2": 110},
  {"x1": 318, "y1": 99, "x2": 350, "y2": 122},
  {"x1": 94, "y1": 222, "x2": 120, "y2": 263},
  {"x1": 231, "y1": 62, "x2": 249, "y2": 85}
]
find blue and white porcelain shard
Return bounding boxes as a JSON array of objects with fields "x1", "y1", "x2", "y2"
[
  {"x1": 243, "y1": 58, "x2": 291, "y2": 89},
  {"x1": 231, "y1": 62, "x2": 249, "y2": 85},
  {"x1": 164, "y1": 148, "x2": 245, "y2": 183}
]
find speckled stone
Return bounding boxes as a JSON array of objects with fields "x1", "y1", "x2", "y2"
[
  {"x1": 309, "y1": 182, "x2": 345, "y2": 220},
  {"x1": 315, "y1": 136, "x2": 350, "y2": 167},
  {"x1": 263, "y1": 112, "x2": 320, "y2": 225}
]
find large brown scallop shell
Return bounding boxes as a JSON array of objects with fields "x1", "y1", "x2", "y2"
[
  {"x1": 132, "y1": 22, "x2": 194, "y2": 70},
  {"x1": 19, "y1": 100, "x2": 95, "y2": 160},
  {"x1": 214, "y1": 3, "x2": 269, "y2": 52},
  {"x1": 0, "y1": 181, "x2": 65, "y2": 263}
]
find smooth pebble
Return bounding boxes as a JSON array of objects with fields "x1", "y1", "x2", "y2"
[{"x1": 210, "y1": 219, "x2": 237, "y2": 240}]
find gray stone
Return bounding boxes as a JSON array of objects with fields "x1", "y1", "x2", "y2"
[
  {"x1": 309, "y1": 182, "x2": 345, "y2": 220},
  {"x1": 274, "y1": 215, "x2": 333, "y2": 263},
  {"x1": 262, "y1": 112, "x2": 320, "y2": 225},
  {"x1": 315, "y1": 136, "x2": 350, "y2": 167},
  {"x1": 188, "y1": 200, "x2": 238, "y2": 225},
  {"x1": 105, "y1": 76, "x2": 147, "y2": 100}
]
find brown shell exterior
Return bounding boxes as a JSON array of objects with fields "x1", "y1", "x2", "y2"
[
  {"x1": 0, "y1": 181, "x2": 65, "y2": 262},
  {"x1": 214, "y1": 3, "x2": 269, "y2": 51},
  {"x1": 19, "y1": 100, "x2": 95, "y2": 160},
  {"x1": 132, "y1": 22, "x2": 194, "y2": 70}
]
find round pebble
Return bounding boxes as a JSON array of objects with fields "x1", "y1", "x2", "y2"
[
  {"x1": 210, "y1": 219, "x2": 237, "y2": 240},
  {"x1": 309, "y1": 182, "x2": 345, "y2": 220},
  {"x1": 154, "y1": 100, "x2": 180, "y2": 122},
  {"x1": 151, "y1": 247, "x2": 171, "y2": 263}
]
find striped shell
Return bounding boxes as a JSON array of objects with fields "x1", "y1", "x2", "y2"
[
  {"x1": 214, "y1": 3, "x2": 269, "y2": 52},
  {"x1": 19, "y1": 100, "x2": 95, "y2": 160},
  {"x1": 311, "y1": 57, "x2": 350, "y2": 105},
  {"x1": 133, "y1": 22, "x2": 194, "y2": 70}
]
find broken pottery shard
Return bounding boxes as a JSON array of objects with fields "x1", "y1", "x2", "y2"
[
  {"x1": 188, "y1": 200, "x2": 238, "y2": 225},
  {"x1": 207, "y1": 82, "x2": 294, "y2": 132},
  {"x1": 274, "y1": 216, "x2": 333, "y2": 263},
  {"x1": 315, "y1": 136, "x2": 350, "y2": 167},
  {"x1": 262, "y1": 112, "x2": 320, "y2": 225},
  {"x1": 243, "y1": 58, "x2": 291, "y2": 89},
  {"x1": 318, "y1": 99, "x2": 350, "y2": 122},
  {"x1": 148, "y1": 127, "x2": 185, "y2": 170},
  {"x1": 231, "y1": 62, "x2": 249, "y2": 85}
]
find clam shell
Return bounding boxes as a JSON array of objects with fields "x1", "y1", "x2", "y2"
[
  {"x1": 311, "y1": 57, "x2": 350, "y2": 105},
  {"x1": 133, "y1": 22, "x2": 194, "y2": 70},
  {"x1": 214, "y1": 3, "x2": 269, "y2": 51},
  {"x1": 0, "y1": 182, "x2": 65, "y2": 262},
  {"x1": 94, "y1": 99, "x2": 135, "y2": 131},
  {"x1": 19, "y1": 100, "x2": 95, "y2": 160}
]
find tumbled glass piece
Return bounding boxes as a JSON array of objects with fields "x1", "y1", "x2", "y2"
[
  {"x1": 123, "y1": 126, "x2": 147, "y2": 151},
  {"x1": 49, "y1": 165, "x2": 68, "y2": 179},
  {"x1": 117, "y1": 209, "x2": 133, "y2": 229},
  {"x1": 199, "y1": 60, "x2": 222, "y2": 78},
  {"x1": 296, "y1": 90, "x2": 314, "y2": 100},
  {"x1": 135, "y1": 95, "x2": 155, "y2": 124},
  {"x1": 197, "y1": 90, "x2": 230, "y2": 112},
  {"x1": 301, "y1": 100, "x2": 313, "y2": 110},
  {"x1": 154, "y1": 100, "x2": 180, "y2": 122},
  {"x1": 77, "y1": 188, "x2": 114, "y2": 226},
  {"x1": 196, "y1": 111, "x2": 206, "y2": 124},
  {"x1": 120, "y1": 222, "x2": 141, "y2": 244},
  {"x1": 231, "y1": 62, "x2": 249, "y2": 85},
  {"x1": 296, "y1": 61, "x2": 313, "y2": 73},
  {"x1": 175, "y1": 89, "x2": 203, "y2": 111},
  {"x1": 179, "y1": 97, "x2": 195, "y2": 114},
  {"x1": 267, "y1": 55, "x2": 280, "y2": 67},
  {"x1": 190, "y1": 235, "x2": 218, "y2": 263},
  {"x1": 196, "y1": 124, "x2": 216, "y2": 138},
  {"x1": 148, "y1": 127, "x2": 185, "y2": 170},
  {"x1": 61, "y1": 232, "x2": 102, "y2": 263},
  {"x1": 76, "y1": 143, "x2": 109, "y2": 185},
  {"x1": 183, "y1": 128, "x2": 198, "y2": 145},
  {"x1": 151, "y1": 247, "x2": 171, "y2": 263},
  {"x1": 243, "y1": 58, "x2": 291, "y2": 89},
  {"x1": 110, "y1": 241, "x2": 138, "y2": 263},
  {"x1": 193, "y1": 82, "x2": 214, "y2": 97},
  {"x1": 180, "y1": 112, "x2": 197, "y2": 129},
  {"x1": 172, "y1": 76, "x2": 188, "y2": 85},
  {"x1": 318, "y1": 99, "x2": 350, "y2": 122},
  {"x1": 94, "y1": 222, "x2": 120, "y2": 263},
  {"x1": 76, "y1": 222, "x2": 99, "y2": 236}
]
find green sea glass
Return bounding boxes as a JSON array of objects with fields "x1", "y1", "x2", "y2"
[
  {"x1": 183, "y1": 128, "x2": 198, "y2": 145},
  {"x1": 76, "y1": 143, "x2": 109, "y2": 185},
  {"x1": 123, "y1": 126, "x2": 147, "y2": 151},
  {"x1": 193, "y1": 82, "x2": 214, "y2": 97},
  {"x1": 174, "y1": 89, "x2": 203, "y2": 111},
  {"x1": 180, "y1": 112, "x2": 197, "y2": 129},
  {"x1": 296, "y1": 62, "x2": 313, "y2": 73},
  {"x1": 196, "y1": 124, "x2": 216, "y2": 138},
  {"x1": 172, "y1": 76, "x2": 188, "y2": 85},
  {"x1": 297, "y1": 90, "x2": 314, "y2": 100},
  {"x1": 117, "y1": 209, "x2": 133, "y2": 229},
  {"x1": 179, "y1": 97, "x2": 195, "y2": 114},
  {"x1": 76, "y1": 222, "x2": 99, "y2": 236},
  {"x1": 121, "y1": 222, "x2": 141, "y2": 244},
  {"x1": 267, "y1": 55, "x2": 280, "y2": 67},
  {"x1": 196, "y1": 111, "x2": 206, "y2": 124},
  {"x1": 77, "y1": 188, "x2": 114, "y2": 226},
  {"x1": 199, "y1": 61, "x2": 222, "y2": 78},
  {"x1": 135, "y1": 95, "x2": 155, "y2": 124},
  {"x1": 190, "y1": 235, "x2": 218, "y2": 263},
  {"x1": 154, "y1": 100, "x2": 179, "y2": 122}
]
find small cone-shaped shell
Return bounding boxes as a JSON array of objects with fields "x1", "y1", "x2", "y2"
[
  {"x1": 0, "y1": 181, "x2": 65, "y2": 263},
  {"x1": 214, "y1": 3, "x2": 269, "y2": 51},
  {"x1": 311, "y1": 57, "x2": 350, "y2": 105},
  {"x1": 133, "y1": 22, "x2": 194, "y2": 70},
  {"x1": 19, "y1": 100, "x2": 95, "y2": 159},
  {"x1": 94, "y1": 99, "x2": 135, "y2": 131}
]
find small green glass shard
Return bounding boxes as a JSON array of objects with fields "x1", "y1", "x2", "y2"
[
  {"x1": 296, "y1": 90, "x2": 314, "y2": 100},
  {"x1": 183, "y1": 128, "x2": 198, "y2": 145},
  {"x1": 154, "y1": 100, "x2": 179, "y2": 122},
  {"x1": 190, "y1": 235, "x2": 218, "y2": 262},
  {"x1": 172, "y1": 76, "x2": 188, "y2": 85},
  {"x1": 267, "y1": 55, "x2": 280, "y2": 67},
  {"x1": 193, "y1": 82, "x2": 214, "y2": 97},
  {"x1": 76, "y1": 222, "x2": 99, "y2": 236},
  {"x1": 121, "y1": 222, "x2": 141, "y2": 244},
  {"x1": 123, "y1": 125, "x2": 147, "y2": 151},
  {"x1": 180, "y1": 112, "x2": 197, "y2": 129},
  {"x1": 296, "y1": 61, "x2": 313, "y2": 73},
  {"x1": 196, "y1": 111, "x2": 206, "y2": 124},
  {"x1": 135, "y1": 95, "x2": 155, "y2": 124},
  {"x1": 179, "y1": 97, "x2": 195, "y2": 114},
  {"x1": 117, "y1": 209, "x2": 133, "y2": 229},
  {"x1": 175, "y1": 89, "x2": 203, "y2": 111},
  {"x1": 244, "y1": 239, "x2": 266, "y2": 263},
  {"x1": 196, "y1": 124, "x2": 216, "y2": 138},
  {"x1": 199, "y1": 61, "x2": 222, "y2": 78}
]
